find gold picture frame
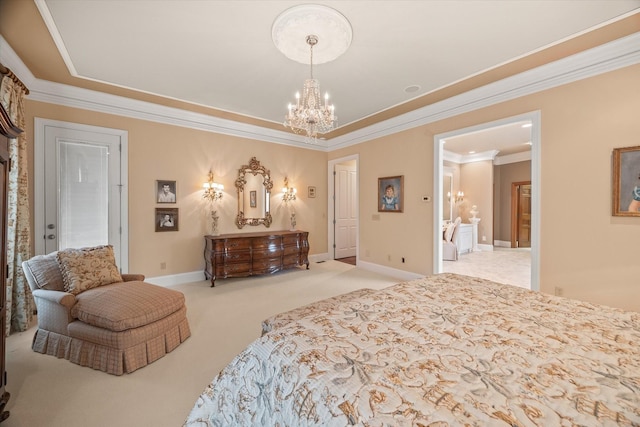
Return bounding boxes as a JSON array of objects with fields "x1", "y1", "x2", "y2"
[
  {"x1": 378, "y1": 175, "x2": 404, "y2": 213},
  {"x1": 612, "y1": 145, "x2": 640, "y2": 217}
]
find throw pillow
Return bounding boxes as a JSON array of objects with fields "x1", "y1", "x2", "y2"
[
  {"x1": 57, "y1": 245, "x2": 123, "y2": 295},
  {"x1": 444, "y1": 223, "x2": 456, "y2": 242},
  {"x1": 23, "y1": 252, "x2": 65, "y2": 291}
]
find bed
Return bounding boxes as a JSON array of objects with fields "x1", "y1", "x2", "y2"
[{"x1": 184, "y1": 273, "x2": 640, "y2": 426}]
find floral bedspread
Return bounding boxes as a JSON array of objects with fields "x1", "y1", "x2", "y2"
[{"x1": 184, "y1": 273, "x2": 640, "y2": 426}]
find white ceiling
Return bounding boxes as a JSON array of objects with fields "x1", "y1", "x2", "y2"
[{"x1": 34, "y1": 0, "x2": 640, "y2": 154}]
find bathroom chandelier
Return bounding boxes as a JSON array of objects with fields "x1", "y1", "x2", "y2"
[{"x1": 284, "y1": 35, "x2": 336, "y2": 143}]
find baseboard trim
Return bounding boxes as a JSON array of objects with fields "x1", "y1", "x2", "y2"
[
  {"x1": 478, "y1": 244, "x2": 494, "y2": 251},
  {"x1": 309, "y1": 253, "x2": 330, "y2": 263},
  {"x1": 494, "y1": 240, "x2": 511, "y2": 248},
  {"x1": 357, "y1": 260, "x2": 424, "y2": 281},
  {"x1": 146, "y1": 270, "x2": 205, "y2": 287}
]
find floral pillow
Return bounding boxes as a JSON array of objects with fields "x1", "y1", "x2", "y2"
[{"x1": 56, "y1": 245, "x2": 123, "y2": 295}]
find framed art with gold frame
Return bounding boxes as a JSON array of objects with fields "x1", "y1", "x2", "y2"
[{"x1": 612, "y1": 145, "x2": 640, "y2": 217}]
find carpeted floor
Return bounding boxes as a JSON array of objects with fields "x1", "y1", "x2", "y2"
[{"x1": 3, "y1": 260, "x2": 400, "y2": 427}]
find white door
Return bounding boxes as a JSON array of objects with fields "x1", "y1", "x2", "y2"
[
  {"x1": 334, "y1": 163, "x2": 357, "y2": 258},
  {"x1": 35, "y1": 119, "x2": 128, "y2": 270}
]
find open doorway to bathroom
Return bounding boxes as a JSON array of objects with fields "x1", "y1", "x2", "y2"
[{"x1": 433, "y1": 112, "x2": 540, "y2": 291}]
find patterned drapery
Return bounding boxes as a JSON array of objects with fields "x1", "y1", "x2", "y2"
[{"x1": 1, "y1": 76, "x2": 34, "y2": 334}]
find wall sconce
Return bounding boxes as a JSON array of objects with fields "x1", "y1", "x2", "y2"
[
  {"x1": 203, "y1": 170, "x2": 223, "y2": 235},
  {"x1": 455, "y1": 191, "x2": 464, "y2": 203},
  {"x1": 203, "y1": 170, "x2": 224, "y2": 203},
  {"x1": 282, "y1": 177, "x2": 297, "y2": 204}
]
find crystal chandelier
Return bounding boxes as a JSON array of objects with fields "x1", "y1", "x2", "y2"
[{"x1": 284, "y1": 35, "x2": 336, "y2": 143}]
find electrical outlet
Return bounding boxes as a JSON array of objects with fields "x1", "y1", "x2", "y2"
[
  {"x1": 160, "y1": 262, "x2": 167, "y2": 270},
  {"x1": 402, "y1": 257, "x2": 405, "y2": 263},
  {"x1": 482, "y1": 235, "x2": 486, "y2": 241},
  {"x1": 554, "y1": 286, "x2": 563, "y2": 296},
  {"x1": 387, "y1": 255, "x2": 391, "y2": 261}
]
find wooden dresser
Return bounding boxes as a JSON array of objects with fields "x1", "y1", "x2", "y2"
[{"x1": 204, "y1": 230, "x2": 309, "y2": 286}]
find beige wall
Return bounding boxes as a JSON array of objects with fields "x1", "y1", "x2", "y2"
[
  {"x1": 494, "y1": 161, "x2": 531, "y2": 242},
  {"x1": 331, "y1": 63, "x2": 640, "y2": 312},
  {"x1": 459, "y1": 160, "x2": 493, "y2": 241},
  {"x1": 24, "y1": 101, "x2": 328, "y2": 277}
]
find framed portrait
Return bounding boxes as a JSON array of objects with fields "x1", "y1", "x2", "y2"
[
  {"x1": 612, "y1": 145, "x2": 640, "y2": 217},
  {"x1": 250, "y1": 190, "x2": 257, "y2": 208},
  {"x1": 308, "y1": 186, "x2": 316, "y2": 198},
  {"x1": 155, "y1": 208, "x2": 179, "y2": 232},
  {"x1": 378, "y1": 175, "x2": 404, "y2": 213},
  {"x1": 156, "y1": 180, "x2": 177, "y2": 204}
]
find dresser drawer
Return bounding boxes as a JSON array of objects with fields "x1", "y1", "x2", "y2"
[
  {"x1": 215, "y1": 250, "x2": 250, "y2": 263},
  {"x1": 282, "y1": 234, "x2": 301, "y2": 246},
  {"x1": 252, "y1": 257, "x2": 283, "y2": 273},
  {"x1": 252, "y1": 236, "x2": 282, "y2": 250},
  {"x1": 216, "y1": 262, "x2": 252, "y2": 275},
  {"x1": 283, "y1": 254, "x2": 303, "y2": 268},
  {"x1": 214, "y1": 238, "x2": 251, "y2": 252},
  {"x1": 253, "y1": 246, "x2": 283, "y2": 260}
]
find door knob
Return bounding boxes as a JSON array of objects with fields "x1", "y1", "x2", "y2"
[
  {"x1": 47, "y1": 224, "x2": 56, "y2": 229},
  {"x1": 47, "y1": 234, "x2": 56, "y2": 240}
]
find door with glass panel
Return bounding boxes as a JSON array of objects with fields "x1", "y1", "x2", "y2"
[{"x1": 36, "y1": 119, "x2": 127, "y2": 269}]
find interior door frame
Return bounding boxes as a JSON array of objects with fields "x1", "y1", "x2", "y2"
[
  {"x1": 433, "y1": 111, "x2": 541, "y2": 291},
  {"x1": 327, "y1": 154, "x2": 359, "y2": 261},
  {"x1": 34, "y1": 118, "x2": 129, "y2": 271}
]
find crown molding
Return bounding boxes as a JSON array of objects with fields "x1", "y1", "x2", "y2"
[
  {"x1": 444, "y1": 149, "x2": 500, "y2": 165},
  {"x1": 494, "y1": 150, "x2": 532, "y2": 165},
  {"x1": 2, "y1": 32, "x2": 639, "y2": 152}
]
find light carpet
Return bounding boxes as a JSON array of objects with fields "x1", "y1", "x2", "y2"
[{"x1": 3, "y1": 261, "x2": 401, "y2": 427}]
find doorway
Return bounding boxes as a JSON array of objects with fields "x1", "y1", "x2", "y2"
[
  {"x1": 328, "y1": 155, "x2": 359, "y2": 261},
  {"x1": 34, "y1": 119, "x2": 129, "y2": 271},
  {"x1": 433, "y1": 112, "x2": 540, "y2": 291}
]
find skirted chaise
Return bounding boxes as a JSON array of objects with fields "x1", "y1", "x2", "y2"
[{"x1": 22, "y1": 245, "x2": 191, "y2": 375}]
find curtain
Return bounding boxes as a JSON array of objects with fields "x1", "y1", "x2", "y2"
[{"x1": 1, "y1": 76, "x2": 33, "y2": 334}]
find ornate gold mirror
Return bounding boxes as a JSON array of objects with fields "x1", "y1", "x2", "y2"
[{"x1": 235, "y1": 157, "x2": 273, "y2": 228}]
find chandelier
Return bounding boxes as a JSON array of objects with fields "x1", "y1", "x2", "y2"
[{"x1": 284, "y1": 35, "x2": 336, "y2": 143}]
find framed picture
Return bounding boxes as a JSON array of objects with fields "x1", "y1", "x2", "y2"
[
  {"x1": 612, "y1": 145, "x2": 640, "y2": 217},
  {"x1": 378, "y1": 175, "x2": 404, "y2": 213},
  {"x1": 308, "y1": 186, "x2": 316, "y2": 198},
  {"x1": 250, "y1": 190, "x2": 257, "y2": 208},
  {"x1": 156, "y1": 180, "x2": 177, "y2": 203},
  {"x1": 155, "y1": 208, "x2": 179, "y2": 232}
]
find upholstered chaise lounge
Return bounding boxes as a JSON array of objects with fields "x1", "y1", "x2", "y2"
[{"x1": 22, "y1": 245, "x2": 191, "y2": 375}]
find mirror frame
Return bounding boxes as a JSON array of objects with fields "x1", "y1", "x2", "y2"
[{"x1": 235, "y1": 157, "x2": 273, "y2": 228}]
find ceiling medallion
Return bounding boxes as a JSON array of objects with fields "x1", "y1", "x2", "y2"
[{"x1": 271, "y1": 4, "x2": 353, "y2": 64}]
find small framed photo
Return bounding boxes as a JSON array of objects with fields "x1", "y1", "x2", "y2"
[
  {"x1": 308, "y1": 186, "x2": 316, "y2": 198},
  {"x1": 156, "y1": 208, "x2": 179, "y2": 232},
  {"x1": 378, "y1": 175, "x2": 404, "y2": 213},
  {"x1": 612, "y1": 145, "x2": 640, "y2": 216},
  {"x1": 250, "y1": 190, "x2": 257, "y2": 208},
  {"x1": 156, "y1": 180, "x2": 176, "y2": 203}
]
